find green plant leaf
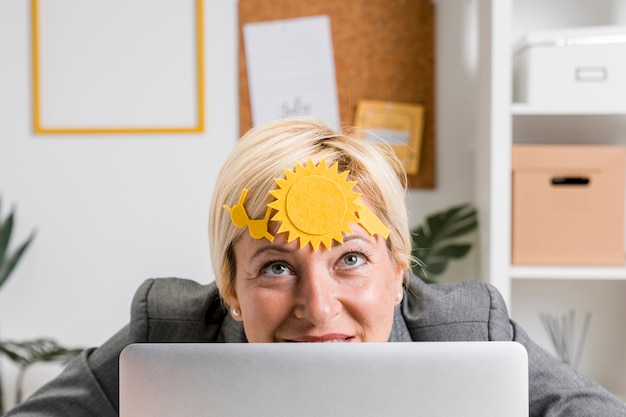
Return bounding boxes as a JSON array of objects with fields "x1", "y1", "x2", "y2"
[
  {"x1": 0, "y1": 339, "x2": 83, "y2": 369},
  {"x1": 426, "y1": 205, "x2": 477, "y2": 242},
  {"x1": 432, "y1": 243, "x2": 472, "y2": 259},
  {"x1": 424, "y1": 260, "x2": 447, "y2": 275},
  {"x1": 410, "y1": 203, "x2": 478, "y2": 282},
  {"x1": 411, "y1": 226, "x2": 428, "y2": 247},
  {"x1": 0, "y1": 202, "x2": 36, "y2": 289},
  {"x1": 1, "y1": 338, "x2": 84, "y2": 407},
  {"x1": 0, "y1": 342, "x2": 26, "y2": 363},
  {"x1": 0, "y1": 232, "x2": 35, "y2": 289},
  {"x1": 0, "y1": 210, "x2": 14, "y2": 266}
]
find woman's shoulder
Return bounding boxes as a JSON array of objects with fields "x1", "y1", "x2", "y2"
[
  {"x1": 401, "y1": 275, "x2": 513, "y2": 341},
  {"x1": 129, "y1": 278, "x2": 229, "y2": 342}
]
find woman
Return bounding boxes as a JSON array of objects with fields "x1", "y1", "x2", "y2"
[
  {"x1": 7, "y1": 118, "x2": 626, "y2": 416},
  {"x1": 212, "y1": 117, "x2": 410, "y2": 343}
]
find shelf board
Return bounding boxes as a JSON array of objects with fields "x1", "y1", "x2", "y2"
[
  {"x1": 512, "y1": 103, "x2": 626, "y2": 116},
  {"x1": 510, "y1": 265, "x2": 626, "y2": 280}
]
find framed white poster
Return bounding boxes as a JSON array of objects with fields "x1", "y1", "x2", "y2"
[{"x1": 31, "y1": 0, "x2": 205, "y2": 134}]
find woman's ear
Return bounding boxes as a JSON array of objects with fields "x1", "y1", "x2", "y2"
[
  {"x1": 393, "y1": 265, "x2": 406, "y2": 305},
  {"x1": 225, "y1": 294, "x2": 243, "y2": 322}
]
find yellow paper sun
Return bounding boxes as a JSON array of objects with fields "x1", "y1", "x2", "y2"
[{"x1": 268, "y1": 159, "x2": 361, "y2": 250}]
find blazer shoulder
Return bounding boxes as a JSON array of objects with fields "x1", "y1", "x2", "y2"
[
  {"x1": 130, "y1": 278, "x2": 227, "y2": 342},
  {"x1": 402, "y1": 276, "x2": 513, "y2": 341}
]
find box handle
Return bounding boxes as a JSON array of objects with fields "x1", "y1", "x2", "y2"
[
  {"x1": 575, "y1": 67, "x2": 607, "y2": 82},
  {"x1": 551, "y1": 176, "x2": 590, "y2": 186}
]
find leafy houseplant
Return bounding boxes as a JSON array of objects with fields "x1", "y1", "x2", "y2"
[
  {"x1": 0, "y1": 201, "x2": 83, "y2": 413},
  {"x1": 410, "y1": 203, "x2": 478, "y2": 283}
]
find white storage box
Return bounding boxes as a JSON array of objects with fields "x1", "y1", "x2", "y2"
[{"x1": 513, "y1": 25, "x2": 626, "y2": 107}]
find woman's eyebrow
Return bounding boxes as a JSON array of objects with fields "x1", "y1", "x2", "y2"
[
  {"x1": 339, "y1": 234, "x2": 373, "y2": 246},
  {"x1": 251, "y1": 244, "x2": 292, "y2": 258},
  {"x1": 250, "y1": 234, "x2": 373, "y2": 257}
]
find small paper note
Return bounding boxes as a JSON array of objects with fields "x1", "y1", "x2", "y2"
[{"x1": 243, "y1": 15, "x2": 340, "y2": 129}]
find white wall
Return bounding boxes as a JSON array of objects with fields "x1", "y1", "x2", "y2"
[{"x1": 0, "y1": 0, "x2": 479, "y2": 408}]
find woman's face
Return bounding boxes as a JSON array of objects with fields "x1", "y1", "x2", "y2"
[{"x1": 227, "y1": 223, "x2": 404, "y2": 343}]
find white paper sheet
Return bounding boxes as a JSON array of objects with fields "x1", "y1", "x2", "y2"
[{"x1": 243, "y1": 15, "x2": 340, "y2": 129}]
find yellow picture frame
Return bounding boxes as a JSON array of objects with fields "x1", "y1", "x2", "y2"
[{"x1": 31, "y1": 0, "x2": 205, "y2": 134}]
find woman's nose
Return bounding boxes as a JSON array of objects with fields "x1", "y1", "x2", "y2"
[{"x1": 294, "y1": 269, "x2": 341, "y2": 325}]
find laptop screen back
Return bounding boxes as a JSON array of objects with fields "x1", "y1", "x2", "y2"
[{"x1": 119, "y1": 341, "x2": 528, "y2": 417}]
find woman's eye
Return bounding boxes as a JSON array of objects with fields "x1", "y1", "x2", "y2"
[
  {"x1": 339, "y1": 252, "x2": 366, "y2": 268},
  {"x1": 260, "y1": 262, "x2": 292, "y2": 276}
]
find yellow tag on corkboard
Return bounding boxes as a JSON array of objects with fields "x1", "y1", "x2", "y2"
[{"x1": 354, "y1": 100, "x2": 425, "y2": 176}]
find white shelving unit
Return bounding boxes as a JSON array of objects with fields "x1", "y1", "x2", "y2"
[
  {"x1": 512, "y1": 103, "x2": 626, "y2": 115},
  {"x1": 477, "y1": 0, "x2": 626, "y2": 400},
  {"x1": 510, "y1": 265, "x2": 626, "y2": 280}
]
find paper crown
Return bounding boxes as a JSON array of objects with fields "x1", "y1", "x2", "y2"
[{"x1": 223, "y1": 159, "x2": 389, "y2": 251}]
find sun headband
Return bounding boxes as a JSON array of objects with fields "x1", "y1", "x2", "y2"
[{"x1": 223, "y1": 159, "x2": 390, "y2": 251}]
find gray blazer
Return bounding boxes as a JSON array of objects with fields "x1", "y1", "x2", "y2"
[{"x1": 6, "y1": 275, "x2": 626, "y2": 416}]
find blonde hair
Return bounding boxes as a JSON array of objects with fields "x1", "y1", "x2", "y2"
[{"x1": 209, "y1": 117, "x2": 411, "y2": 302}]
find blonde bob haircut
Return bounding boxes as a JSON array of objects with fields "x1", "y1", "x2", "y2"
[{"x1": 209, "y1": 117, "x2": 411, "y2": 303}]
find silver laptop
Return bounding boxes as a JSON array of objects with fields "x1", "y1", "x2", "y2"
[{"x1": 119, "y1": 341, "x2": 528, "y2": 417}]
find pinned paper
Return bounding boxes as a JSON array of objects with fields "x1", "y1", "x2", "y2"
[{"x1": 243, "y1": 15, "x2": 340, "y2": 129}]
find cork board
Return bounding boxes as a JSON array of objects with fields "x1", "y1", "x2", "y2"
[{"x1": 238, "y1": 0, "x2": 435, "y2": 188}]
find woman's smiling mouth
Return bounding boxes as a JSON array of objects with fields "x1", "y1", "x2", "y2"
[{"x1": 286, "y1": 334, "x2": 355, "y2": 343}]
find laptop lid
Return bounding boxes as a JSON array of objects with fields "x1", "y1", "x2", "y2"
[{"x1": 119, "y1": 341, "x2": 528, "y2": 417}]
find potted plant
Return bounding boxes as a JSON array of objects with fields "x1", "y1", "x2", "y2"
[{"x1": 0, "y1": 201, "x2": 82, "y2": 413}]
